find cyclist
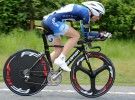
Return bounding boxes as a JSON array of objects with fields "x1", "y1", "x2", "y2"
[{"x1": 42, "y1": 1, "x2": 111, "y2": 72}]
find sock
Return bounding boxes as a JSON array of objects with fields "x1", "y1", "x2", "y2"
[{"x1": 58, "y1": 53, "x2": 66, "y2": 60}]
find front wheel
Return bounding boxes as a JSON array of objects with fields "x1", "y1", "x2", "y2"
[
  {"x1": 3, "y1": 49, "x2": 49, "y2": 96},
  {"x1": 70, "y1": 52, "x2": 115, "y2": 98}
]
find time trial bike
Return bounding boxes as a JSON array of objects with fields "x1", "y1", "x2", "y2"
[{"x1": 3, "y1": 22, "x2": 115, "y2": 98}]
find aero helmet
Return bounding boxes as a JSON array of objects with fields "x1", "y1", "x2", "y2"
[{"x1": 82, "y1": 1, "x2": 105, "y2": 16}]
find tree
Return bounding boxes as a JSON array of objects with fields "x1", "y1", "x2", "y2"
[
  {"x1": 0, "y1": 0, "x2": 27, "y2": 33},
  {"x1": 0, "y1": 0, "x2": 85, "y2": 33},
  {"x1": 100, "y1": 0, "x2": 135, "y2": 38},
  {"x1": 0, "y1": 0, "x2": 57, "y2": 33}
]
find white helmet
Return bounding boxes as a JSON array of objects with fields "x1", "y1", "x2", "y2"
[{"x1": 82, "y1": 1, "x2": 105, "y2": 16}]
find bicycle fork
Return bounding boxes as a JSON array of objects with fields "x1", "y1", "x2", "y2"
[{"x1": 84, "y1": 52, "x2": 95, "y2": 77}]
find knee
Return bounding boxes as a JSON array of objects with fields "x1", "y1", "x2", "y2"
[
  {"x1": 72, "y1": 29, "x2": 80, "y2": 40},
  {"x1": 73, "y1": 32, "x2": 80, "y2": 41},
  {"x1": 76, "y1": 33, "x2": 80, "y2": 40}
]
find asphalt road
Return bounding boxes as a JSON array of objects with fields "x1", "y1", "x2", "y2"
[{"x1": 0, "y1": 83, "x2": 135, "y2": 100}]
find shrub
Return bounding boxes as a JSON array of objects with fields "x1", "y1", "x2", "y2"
[{"x1": 100, "y1": 0, "x2": 135, "y2": 38}]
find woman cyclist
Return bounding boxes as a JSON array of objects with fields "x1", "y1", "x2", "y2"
[{"x1": 42, "y1": 1, "x2": 111, "y2": 72}]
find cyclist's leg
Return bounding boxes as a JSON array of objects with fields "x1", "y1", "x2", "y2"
[
  {"x1": 61, "y1": 26, "x2": 80, "y2": 56},
  {"x1": 43, "y1": 19, "x2": 80, "y2": 71},
  {"x1": 42, "y1": 18, "x2": 80, "y2": 57},
  {"x1": 42, "y1": 19, "x2": 63, "y2": 63},
  {"x1": 50, "y1": 37, "x2": 63, "y2": 63},
  {"x1": 53, "y1": 25, "x2": 80, "y2": 71}
]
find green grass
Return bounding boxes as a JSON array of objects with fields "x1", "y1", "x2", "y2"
[
  {"x1": 0, "y1": 29, "x2": 135, "y2": 86},
  {"x1": 0, "y1": 29, "x2": 44, "y2": 81},
  {"x1": 93, "y1": 39, "x2": 135, "y2": 86}
]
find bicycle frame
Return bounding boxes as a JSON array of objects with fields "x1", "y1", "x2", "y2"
[
  {"x1": 3, "y1": 21, "x2": 115, "y2": 97},
  {"x1": 41, "y1": 21, "x2": 102, "y2": 75},
  {"x1": 41, "y1": 32, "x2": 103, "y2": 81},
  {"x1": 42, "y1": 33, "x2": 87, "y2": 70}
]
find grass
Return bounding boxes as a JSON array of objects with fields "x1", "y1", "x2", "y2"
[
  {"x1": 94, "y1": 40, "x2": 135, "y2": 86},
  {"x1": 0, "y1": 29, "x2": 44, "y2": 81},
  {"x1": 0, "y1": 29, "x2": 135, "y2": 86}
]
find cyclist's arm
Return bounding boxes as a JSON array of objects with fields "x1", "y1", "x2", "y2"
[
  {"x1": 79, "y1": 9, "x2": 90, "y2": 33},
  {"x1": 81, "y1": 21, "x2": 101, "y2": 39},
  {"x1": 78, "y1": 7, "x2": 101, "y2": 39},
  {"x1": 80, "y1": 15, "x2": 111, "y2": 39}
]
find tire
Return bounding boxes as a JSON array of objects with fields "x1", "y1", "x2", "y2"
[
  {"x1": 70, "y1": 52, "x2": 115, "y2": 98},
  {"x1": 3, "y1": 49, "x2": 49, "y2": 96}
]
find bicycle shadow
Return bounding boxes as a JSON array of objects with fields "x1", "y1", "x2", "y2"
[
  {"x1": 1, "y1": 90, "x2": 131, "y2": 100},
  {"x1": 32, "y1": 91, "x2": 112, "y2": 100}
]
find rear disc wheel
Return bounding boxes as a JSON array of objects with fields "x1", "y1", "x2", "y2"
[{"x1": 3, "y1": 49, "x2": 49, "y2": 96}]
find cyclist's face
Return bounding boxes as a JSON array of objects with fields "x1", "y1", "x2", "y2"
[{"x1": 91, "y1": 16, "x2": 100, "y2": 22}]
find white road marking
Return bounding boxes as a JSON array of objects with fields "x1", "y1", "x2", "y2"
[
  {"x1": 108, "y1": 91, "x2": 135, "y2": 95},
  {"x1": 0, "y1": 88, "x2": 135, "y2": 95}
]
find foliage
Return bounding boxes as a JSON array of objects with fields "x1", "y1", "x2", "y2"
[
  {"x1": 100, "y1": 0, "x2": 135, "y2": 38},
  {"x1": 0, "y1": 0, "x2": 26, "y2": 33},
  {"x1": 0, "y1": 0, "x2": 135, "y2": 38},
  {"x1": 0, "y1": 0, "x2": 57, "y2": 33}
]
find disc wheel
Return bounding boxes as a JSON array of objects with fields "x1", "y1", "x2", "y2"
[{"x1": 3, "y1": 49, "x2": 49, "y2": 96}]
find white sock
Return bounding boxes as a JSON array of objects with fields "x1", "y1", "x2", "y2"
[{"x1": 58, "y1": 53, "x2": 66, "y2": 60}]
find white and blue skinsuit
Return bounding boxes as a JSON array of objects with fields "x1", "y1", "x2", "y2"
[{"x1": 42, "y1": 4, "x2": 100, "y2": 39}]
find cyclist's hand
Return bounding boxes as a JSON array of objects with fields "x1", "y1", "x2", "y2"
[
  {"x1": 84, "y1": 31, "x2": 100, "y2": 40},
  {"x1": 100, "y1": 31, "x2": 112, "y2": 38}
]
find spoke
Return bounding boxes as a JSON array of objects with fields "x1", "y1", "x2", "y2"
[
  {"x1": 94, "y1": 64, "x2": 107, "y2": 76},
  {"x1": 90, "y1": 77, "x2": 97, "y2": 94},
  {"x1": 79, "y1": 65, "x2": 91, "y2": 76}
]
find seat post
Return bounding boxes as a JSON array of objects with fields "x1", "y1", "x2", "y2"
[{"x1": 42, "y1": 32, "x2": 53, "y2": 69}]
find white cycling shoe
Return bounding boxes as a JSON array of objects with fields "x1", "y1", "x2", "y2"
[{"x1": 54, "y1": 54, "x2": 71, "y2": 72}]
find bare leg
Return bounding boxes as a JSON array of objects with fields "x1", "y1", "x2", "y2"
[
  {"x1": 61, "y1": 26, "x2": 80, "y2": 56},
  {"x1": 50, "y1": 37, "x2": 63, "y2": 63},
  {"x1": 53, "y1": 26, "x2": 80, "y2": 71}
]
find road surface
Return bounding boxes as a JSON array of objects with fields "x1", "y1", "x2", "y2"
[{"x1": 0, "y1": 83, "x2": 135, "y2": 100}]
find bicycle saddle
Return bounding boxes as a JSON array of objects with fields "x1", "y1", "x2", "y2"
[{"x1": 41, "y1": 23, "x2": 54, "y2": 35}]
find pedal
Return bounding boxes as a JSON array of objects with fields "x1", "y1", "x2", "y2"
[{"x1": 47, "y1": 71, "x2": 62, "y2": 86}]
